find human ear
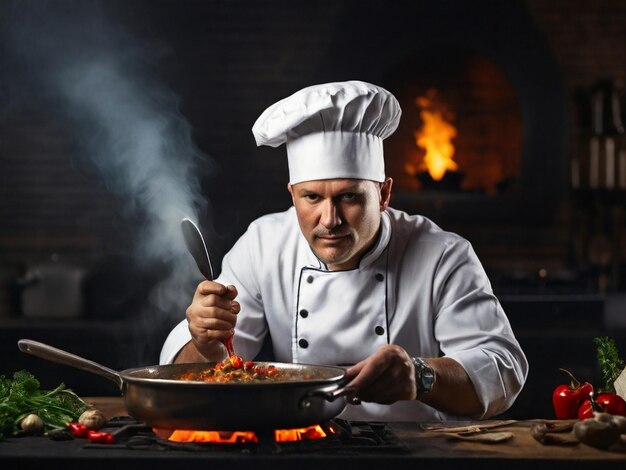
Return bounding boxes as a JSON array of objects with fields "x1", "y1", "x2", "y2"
[
  {"x1": 379, "y1": 177, "x2": 393, "y2": 210},
  {"x1": 287, "y1": 183, "x2": 295, "y2": 204}
]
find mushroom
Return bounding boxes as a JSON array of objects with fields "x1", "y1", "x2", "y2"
[{"x1": 573, "y1": 412, "x2": 622, "y2": 449}]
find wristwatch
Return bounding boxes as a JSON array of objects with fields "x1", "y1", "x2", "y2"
[{"x1": 411, "y1": 357, "x2": 435, "y2": 396}]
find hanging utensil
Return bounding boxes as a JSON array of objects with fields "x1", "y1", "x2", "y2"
[{"x1": 180, "y1": 217, "x2": 235, "y2": 356}]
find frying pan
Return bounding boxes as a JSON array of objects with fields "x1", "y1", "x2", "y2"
[{"x1": 17, "y1": 339, "x2": 349, "y2": 430}]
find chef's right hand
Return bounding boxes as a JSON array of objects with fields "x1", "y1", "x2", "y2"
[{"x1": 186, "y1": 280, "x2": 240, "y2": 359}]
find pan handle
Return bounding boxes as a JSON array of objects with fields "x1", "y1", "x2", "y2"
[
  {"x1": 17, "y1": 339, "x2": 124, "y2": 390},
  {"x1": 299, "y1": 383, "x2": 361, "y2": 409}
]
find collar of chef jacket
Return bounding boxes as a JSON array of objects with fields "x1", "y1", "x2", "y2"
[{"x1": 293, "y1": 212, "x2": 392, "y2": 365}]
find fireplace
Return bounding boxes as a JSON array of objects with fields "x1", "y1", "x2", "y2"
[
  {"x1": 379, "y1": 43, "x2": 566, "y2": 226},
  {"x1": 384, "y1": 52, "x2": 522, "y2": 196}
]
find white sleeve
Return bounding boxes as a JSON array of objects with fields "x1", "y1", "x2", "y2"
[
  {"x1": 159, "y1": 319, "x2": 191, "y2": 364},
  {"x1": 216, "y1": 222, "x2": 268, "y2": 361},
  {"x1": 158, "y1": 221, "x2": 269, "y2": 364},
  {"x1": 433, "y1": 239, "x2": 529, "y2": 418}
]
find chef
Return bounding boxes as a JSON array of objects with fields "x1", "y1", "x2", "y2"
[{"x1": 160, "y1": 80, "x2": 528, "y2": 421}]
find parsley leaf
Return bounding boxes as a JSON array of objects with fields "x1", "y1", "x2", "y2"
[{"x1": 0, "y1": 370, "x2": 88, "y2": 439}]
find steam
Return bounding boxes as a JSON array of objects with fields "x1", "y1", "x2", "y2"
[
  {"x1": 2, "y1": 1, "x2": 213, "y2": 317},
  {"x1": 60, "y1": 60, "x2": 208, "y2": 261}
]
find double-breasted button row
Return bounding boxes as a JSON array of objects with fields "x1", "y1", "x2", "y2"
[
  {"x1": 308, "y1": 273, "x2": 383, "y2": 283},
  {"x1": 298, "y1": 326, "x2": 385, "y2": 350},
  {"x1": 299, "y1": 306, "x2": 309, "y2": 347}
]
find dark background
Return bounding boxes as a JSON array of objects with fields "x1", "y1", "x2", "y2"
[{"x1": 1, "y1": 0, "x2": 625, "y2": 419}]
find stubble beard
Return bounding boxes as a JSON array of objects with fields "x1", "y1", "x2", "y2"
[{"x1": 311, "y1": 232, "x2": 355, "y2": 269}]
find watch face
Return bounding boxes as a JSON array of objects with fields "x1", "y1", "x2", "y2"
[
  {"x1": 422, "y1": 369, "x2": 435, "y2": 390},
  {"x1": 413, "y1": 357, "x2": 435, "y2": 393}
]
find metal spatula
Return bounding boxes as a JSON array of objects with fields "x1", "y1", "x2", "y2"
[
  {"x1": 180, "y1": 217, "x2": 235, "y2": 356},
  {"x1": 181, "y1": 217, "x2": 214, "y2": 281}
]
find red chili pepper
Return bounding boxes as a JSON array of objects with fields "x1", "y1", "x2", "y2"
[
  {"x1": 67, "y1": 422, "x2": 89, "y2": 438},
  {"x1": 578, "y1": 392, "x2": 626, "y2": 420},
  {"x1": 87, "y1": 430, "x2": 115, "y2": 444},
  {"x1": 552, "y1": 369, "x2": 594, "y2": 419}
]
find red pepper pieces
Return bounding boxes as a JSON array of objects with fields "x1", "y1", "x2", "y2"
[
  {"x1": 67, "y1": 422, "x2": 89, "y2": 438},
  {"x1": 67, "y1": 423, "x2": 115, "y2": 444},
  {"x1": 552, "y1": 369, "x2": 594, "y2": 419},
  {"x1": 229, "y1": 355, "x2": 243, "y2": 369},
  {"x1": 87, "y1": 430, "x2": 115, "y2": 444}
]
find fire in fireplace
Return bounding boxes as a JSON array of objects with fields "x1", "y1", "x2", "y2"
[
  {"x1": 385, "y1": 52, "x2": 522, "y2": 196},
  {"x1": 406, "y1": 88, "x2": 460, "y2": 186}
]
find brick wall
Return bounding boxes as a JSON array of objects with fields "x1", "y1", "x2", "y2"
[{"x1": 1, "y1": 0, "x2": 625, "y2": 307}]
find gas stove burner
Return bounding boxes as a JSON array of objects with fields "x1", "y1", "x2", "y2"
[{"x1": 84, "y1": 417, "x2": 408, "y2": 455}]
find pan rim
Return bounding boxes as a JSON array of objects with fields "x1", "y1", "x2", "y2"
[
  {"x1": 121, "y1": 376, "x2": 346, "y2": 387},
  {"x1": 118, "y1": 361, "x2": 348, "y2": 387}
]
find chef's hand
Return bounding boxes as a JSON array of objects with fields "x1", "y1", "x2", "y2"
[
  {"x1": 344, "y1": 345, "x2": 416, "y2": 404},
  {"x1": 185, "y1": 280, "x2": 240, "y2": 360}
]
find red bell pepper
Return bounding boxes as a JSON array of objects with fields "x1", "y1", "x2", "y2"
[
  {"x1": 552, "y1": 369, "x2": 594, "y2": 419},
  {"x1": 578, "y1": 392, "x2": 626, "y2": 420}
]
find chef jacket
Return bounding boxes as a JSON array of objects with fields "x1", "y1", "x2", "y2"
[{"x1": 161, "y1": 206, "x2": 528, "y2": 421}]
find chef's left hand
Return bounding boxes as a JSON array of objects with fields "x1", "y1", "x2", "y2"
[{"x1": 344, "y1": 344, "x2": 416, "y2": 404}]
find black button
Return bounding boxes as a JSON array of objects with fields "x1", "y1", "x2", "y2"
[
  {"x1": 375, "y1": 273, "x2": 384, "y2": 282},
  {"x1": 307, "y1": 275, "x2": 314, "y2": 283},
  {"x1": 375, "y1": 326, "x2": 385, "y2": 336},
  {"x1": 299, "y1": 339, "x2": 309, "y2": 348},
  {"x1": 299, "y1": 309, "x2": 309, "y2": 318}
]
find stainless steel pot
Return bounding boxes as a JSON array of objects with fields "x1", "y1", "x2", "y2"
[
  {"x1": 17, "y1": 339, "x2": 348, "y2": 431},
  {"x1": 17, "y1": 261, "x2": 86, "y2": 318}
]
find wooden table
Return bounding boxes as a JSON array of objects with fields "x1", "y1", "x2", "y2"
[{"x1": 1, "y1": 396, "x2": 625, "y2": 470}]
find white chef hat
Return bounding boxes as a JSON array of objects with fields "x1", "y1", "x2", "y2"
[{"x1": 252, "y1": 80, "x2": 401, "y2": 184}]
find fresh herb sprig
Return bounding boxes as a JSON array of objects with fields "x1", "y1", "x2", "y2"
[
  {"x1": 0, "y1": 370, "x2": 89, "y2": 439},
  {"x1": 594, "y1": 336, "x2": 626, "y2": 393}
]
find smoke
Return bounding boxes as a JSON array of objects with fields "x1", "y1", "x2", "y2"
[{"x1": 2, "y1": 0, "x2": 213, "y2": 318}]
